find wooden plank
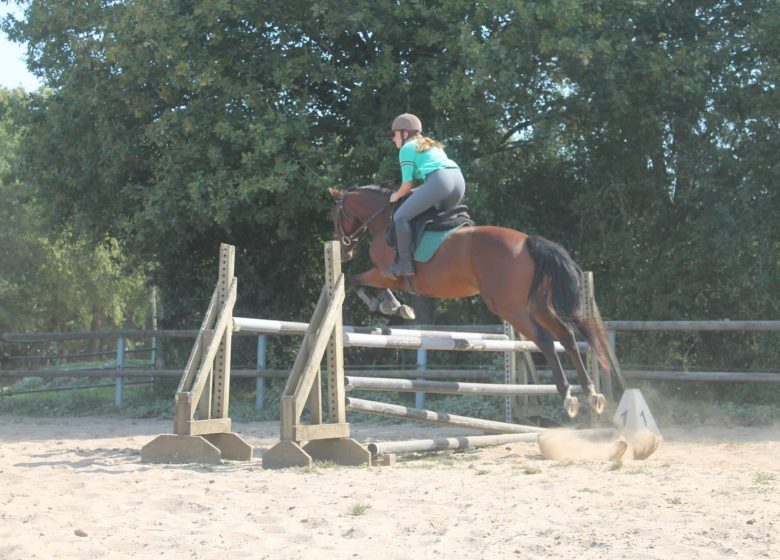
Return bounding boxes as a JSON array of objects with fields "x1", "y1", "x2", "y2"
[
  {"x1": 196, "y1": 329, "x2": 214, "y2": 421},
  {"x1": 280, "y1": 396, "x2": 295, "y2": 441},
  {"x1": 176, "y1": 287, "x2": 219, "y2": 395},
  {"x1": 0, "y1": 368, "x2": 291, "y2": 380},
  {"x1": 293, "y1": 422, "x2": 351, "y2": 442},
  {"x1": 173, "y1": 392, "x2": 192, "y2": 435},
  {"x1": 604, "y1": 321, "x2": 780, "y2": 331},
  {"x1": 292, "y1": 278, "x2": 345, "y2": 419},
  {"x1": 212, "y1": 243, "x2": 235, "y2": 419},
  {"x1": 623, "y1": 370, "x2": 780, "y2": 383},
  {"x1": 325, "y1": 242, "x2": 347, "y2": 424},
  {"x1": 186, "y1": 417, "x2": 232, "y2": 436},
  {"x1": 307, "y1": 366, "x2": 323, "y2": 425},
  {"x1": 282, "y1": 282, "x2": 331, "y2": 399},
  {"x1": 2, "y1": 329, "x2": 200, "y2": 343},
  {"x1": 189, "y1": 278, "x2": 237, "y2": 407}
]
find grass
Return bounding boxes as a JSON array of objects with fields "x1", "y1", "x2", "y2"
[
  {"x1": 348, "y1": 503, "x2": 372, "y2": 516},
  {"x1": 753, "y1": 472, "x2": 776, "y2": 485},
  {"x1": 514, "y1": 463, "x2": 541, "y2": 475}
]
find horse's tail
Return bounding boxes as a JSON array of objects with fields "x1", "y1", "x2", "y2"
[{"x1": 525, "y1": 235, "x2": 609, "y2": 369}]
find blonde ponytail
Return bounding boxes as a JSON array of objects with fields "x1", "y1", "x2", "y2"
[{"x1": 415, "y1": 135, "x2": 444, "y2": 152}]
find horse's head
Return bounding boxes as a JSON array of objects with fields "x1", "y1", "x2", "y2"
[{"x1": 328, "y1": 185, "x2": 393, "y2": 262}]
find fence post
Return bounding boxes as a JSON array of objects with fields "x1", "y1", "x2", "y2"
[
  {"x1": 256, "y1": 335, "x2": 267, "y2": 411},
  {"x1": 415, "y1": 348, "x2": 427, "y2": 409},
  {"x1": 115, "y1": 336, "x2": 125, "y2": 407},
  {"x1": 503, "y1": 322, "x2": 516, "y2": 423},
  {"x1": 151, "y1": 286, "x2": 158, "y2": 368}
]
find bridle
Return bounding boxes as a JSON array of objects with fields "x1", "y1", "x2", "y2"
[{"x1": 335, "y1": 195, "x2": 389, "y2": 249}]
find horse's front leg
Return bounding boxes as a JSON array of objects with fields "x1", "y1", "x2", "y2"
[
  {"x1": 378, "y1": 289, "x2": 415, "y2": 320},
  {"x1": 349, "y1": 269, "x2": 416, "y2": 320},
  {"x1": 355, "y1": 286, "x2": 380, "y2": 312}
]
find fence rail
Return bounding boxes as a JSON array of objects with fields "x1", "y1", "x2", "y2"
[{"x1": 3, "y1": 321, "x2": 779, "y2": 405}]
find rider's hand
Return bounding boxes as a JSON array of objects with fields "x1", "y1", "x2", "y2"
[{"x1": 389, "y1": 192, "x2": 402, "y2": 203}]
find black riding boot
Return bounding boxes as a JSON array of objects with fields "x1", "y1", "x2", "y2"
[{"x1": 384, "y1": 218, "x2": 415, "y2": 278}]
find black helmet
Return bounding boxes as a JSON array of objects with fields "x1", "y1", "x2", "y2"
[{"x1": 391, "y1": 113, "x2": 422, "y2": 133}]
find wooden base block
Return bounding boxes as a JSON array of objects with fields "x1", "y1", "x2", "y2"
[
  {"x1": 262, "y1": 441, "x2": 313, "y2": 469},
  {"x1": 141, "y1": 434, "x2": 221, "y2": 464},
  {"x1": 372, "y1": 453, "x2": 397, "y2": 466},
  {"x1": 203, "y1": 432, "x2": 253, "y2": 461},
  {"x1": 303, "y1": 438, "x2": 372, "y2": 466}
]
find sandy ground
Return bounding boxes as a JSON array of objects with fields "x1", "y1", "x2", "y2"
[{"x1": 0, "y1": 415, "x2": 778, "y2": 560}]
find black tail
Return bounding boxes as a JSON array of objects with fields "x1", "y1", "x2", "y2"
[{"x1": 525, "y1": 235, "x2": 608, "y2": 368}]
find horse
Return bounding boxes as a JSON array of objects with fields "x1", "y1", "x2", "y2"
[{"x1": 328, "y1": 184, "x2": 610, "y2": 418}]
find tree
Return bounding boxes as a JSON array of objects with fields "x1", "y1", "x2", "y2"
[{"x1": 0, "y1": 87, "x2": 149, "y2": 336}]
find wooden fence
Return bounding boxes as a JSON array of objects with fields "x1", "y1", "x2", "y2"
[{"x1": 3, "y1": 319, "x2": 779, "y2": 405}]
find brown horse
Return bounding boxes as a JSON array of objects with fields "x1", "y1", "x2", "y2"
[{"x1": 328, "y1": 184, "x2": 609, "y2": 418}]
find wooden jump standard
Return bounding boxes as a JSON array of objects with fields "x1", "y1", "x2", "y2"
[{"x1": 142, "y1": 244, "x2": 253, "y2": 464}]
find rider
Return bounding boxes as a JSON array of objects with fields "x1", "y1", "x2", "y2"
[{"x1": 384, "y1": 113, "x2": 465, "y2": 278}]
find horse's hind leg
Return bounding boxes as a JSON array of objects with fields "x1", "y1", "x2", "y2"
[
  {"x1": 503, "y1": 310, "x2": 580, "y2": 418},
  {"x1": 560, "y1": 328, "x2": 605, "y2": 415},
  {"x1": 532, "y1": 315, "x2": 606, "y2": 415}
]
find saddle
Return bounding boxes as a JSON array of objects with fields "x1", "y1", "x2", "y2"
[{"x1": 386, "y1": 204, "x2": 475, "y2": 255}]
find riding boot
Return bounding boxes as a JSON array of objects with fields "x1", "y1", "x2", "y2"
[{"x1": 384, "y1": 218, "x2": 415, "y2": 278}]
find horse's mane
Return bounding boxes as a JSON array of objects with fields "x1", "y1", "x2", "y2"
[{"x1": 346, "y1": 182, "x2": 394, "y2": 197}]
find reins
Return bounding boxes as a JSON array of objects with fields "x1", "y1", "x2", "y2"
[{"x1": 336, "y1": 195, "x2": 390, "y2": 249}]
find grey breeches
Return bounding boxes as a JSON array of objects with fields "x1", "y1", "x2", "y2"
[{"x1": 393, "y1": 168, "x2": 465, "y2": 224}]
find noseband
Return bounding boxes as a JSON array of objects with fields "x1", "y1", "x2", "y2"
[{"x1": 335, "y1": 197, "x2": 389, "y2": 249}]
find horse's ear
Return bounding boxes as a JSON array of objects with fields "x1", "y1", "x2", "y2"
[{"x1": 328, "y1": 187, "x2": 343, "y2": 200}]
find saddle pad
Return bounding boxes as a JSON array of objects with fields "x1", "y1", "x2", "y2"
[{"x1": 413, "y1": 223, "x2": 470, "y2": 263}]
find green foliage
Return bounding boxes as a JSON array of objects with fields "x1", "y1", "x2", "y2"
[{"x1": 0, "y1": 88, "x2": 150, "y2": 333}]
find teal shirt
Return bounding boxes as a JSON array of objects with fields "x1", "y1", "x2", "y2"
[{"x1": 399, "y1": 139, "x2": 459, "y2": 183}]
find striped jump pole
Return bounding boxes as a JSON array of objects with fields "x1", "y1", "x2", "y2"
[
  {"x1": 367, "y1": 433, "x2": 540, "y2": 456},
  {"x1": 345, "y1": 397, "x2": 547, "y2": 434},
  {"x1": 344, "y1": 376, "x2": 582, "y2": 396},
  {"x1": 234, "y1": 317, "x2": 586, "y2": 353},
  {"x1": 234, "y1": 317, "x2": 511, "y2": 341}
]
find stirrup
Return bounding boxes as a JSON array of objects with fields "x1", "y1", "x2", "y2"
[{"x1": 383, "y1": 261, "x2": 415, "y2": 278}]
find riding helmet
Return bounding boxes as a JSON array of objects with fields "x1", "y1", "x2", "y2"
[{"x1": 391, "y1": 113, "x2": 422, "y2": 133}]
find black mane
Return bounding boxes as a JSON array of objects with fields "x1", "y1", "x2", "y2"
[{"x1": 347, "y1": 182, "x2": 394, "y2": 196}]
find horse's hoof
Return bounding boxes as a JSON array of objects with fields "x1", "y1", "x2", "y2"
[
  {"x1": 398, "y1": 305, "x2": 416, "y2": 320},
  {"x1": 630, "y1": 431, "x2": 662, "y2": 460},
  {"x1": 588, "y1": 393, "x2": 606, "y2": 415},
  {"x1": 564, "y1": 395, "x2": 580, "y2": 418},
  {"x1": 609, "y1": 437, "x2": 629, "y2": 461},
  {"x1": 379, "y1": 299, "x2": 400, "y2": 315}
]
